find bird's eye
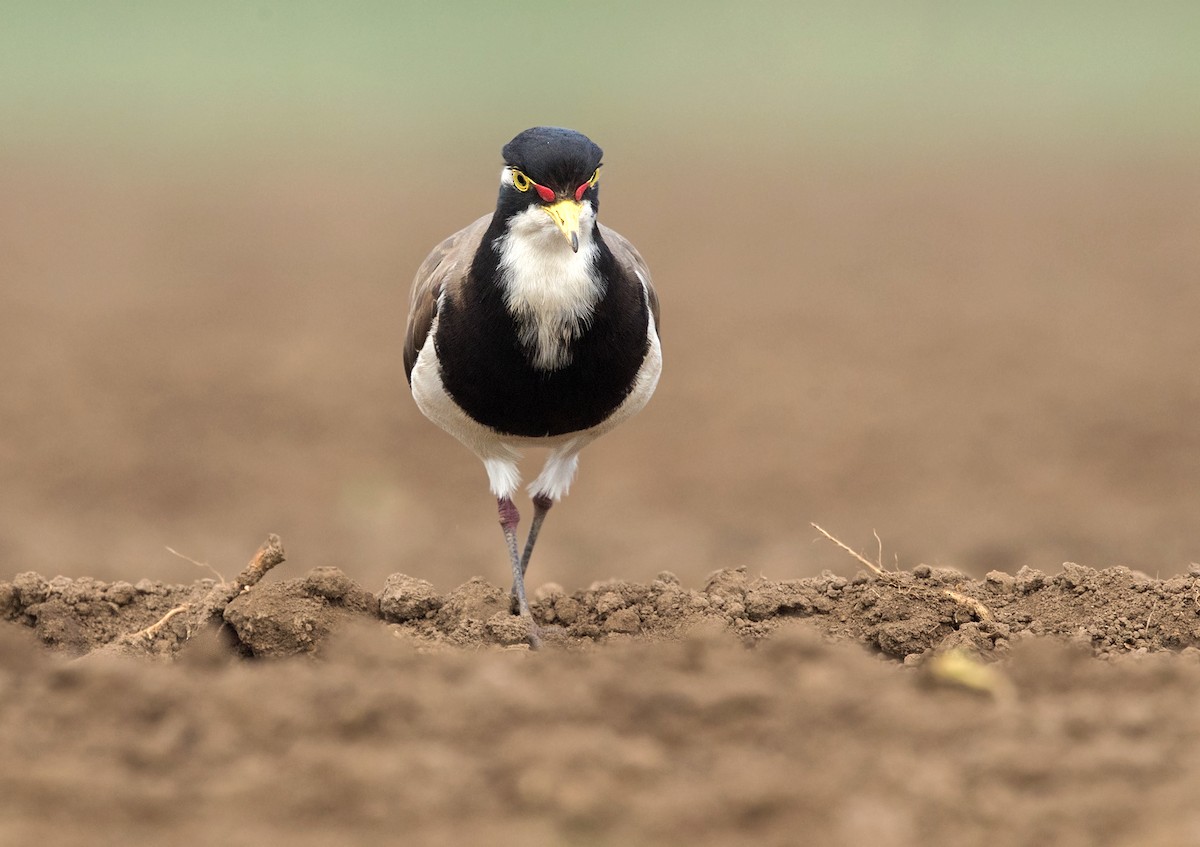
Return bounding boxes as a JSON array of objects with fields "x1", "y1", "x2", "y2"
[
  {"x1": 511, "y1": 168, "x2": 557, "y2": 202},
  {"x1": 574, "y1": 167, "x2": 601, "y2": 202}
]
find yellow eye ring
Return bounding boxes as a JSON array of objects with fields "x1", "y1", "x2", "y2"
[
  {"x1": 511, "y1": 169, "x2": 532, "y2": 191},
  {"x1": 588, "y1": 167, "x2": 600, "y2": 187}
]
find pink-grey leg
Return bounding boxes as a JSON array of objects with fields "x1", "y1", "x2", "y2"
[
  {"x1": 497, "y1": 496, "x2": 542, "y2": 649},
  {"x1": 510, "y1": 494, "x2": 553, "y2": 616},
  {"x1": 520, "y1": 494, "x2": 554, "y2": 578}
]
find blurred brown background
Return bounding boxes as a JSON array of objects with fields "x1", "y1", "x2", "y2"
[{"x1": 2, "y1": 3, "x2": 1198, "y2": 591}]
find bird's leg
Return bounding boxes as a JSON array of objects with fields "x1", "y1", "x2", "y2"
[
  {"x1": 510, "y1": 494, "x2": 553, "y2": 614},
  {"x1": 520, "y1": 494, "x2": 554, "y2": 578},
  {"x1": 497, "y1": 496, "x2": 541, "y2": 649}
]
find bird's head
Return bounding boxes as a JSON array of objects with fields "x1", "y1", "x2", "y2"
[{"x1": 497, "y1": 126, "x2": 603, "y2": 254}]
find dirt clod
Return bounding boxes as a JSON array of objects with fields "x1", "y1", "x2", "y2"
[
  {"x1": 379, "y1": 573, "x2": 442, "y2": 622},
  {"x1": 485, "y1": 610, "x2": 534, "y2": 646},
  {"x1": 223, "y1": 569, "x2": 378, "y2": 657},
  {"x1": 434, "y1": 577, "x2": 510, "y2": 642}
]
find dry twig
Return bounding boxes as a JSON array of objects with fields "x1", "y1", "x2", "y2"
[
  {"x1": 165, "y1": 545, "x2": 227, "y2": 584},
  {"x1": 811, "y1": 523, "x2": 888, "y2": 577},
  {"x1": 943, "y1": 589, "x2": 994, "y2": 622},
  {"x1": 812, "y1": 523, "x2": 995, "y2": 621},
  {"x1": 125, "y1": 534, "x2": 286, "y2": 647}
]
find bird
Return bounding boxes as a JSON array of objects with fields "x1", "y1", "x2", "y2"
[{"x1": 403, "y1": 126, "x2": 661, "y2": 649}]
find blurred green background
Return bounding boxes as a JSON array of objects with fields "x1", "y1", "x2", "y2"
[{"x1": 4, "y1": 1, "x2": 1198, "y2": 158}]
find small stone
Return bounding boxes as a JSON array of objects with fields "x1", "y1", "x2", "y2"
[
  {"x1": 912, "y1": 565, "x2": 932, "y2": 579},
  {"x1": 655, "y1": 571, "x2": 681, "y2": 586}
]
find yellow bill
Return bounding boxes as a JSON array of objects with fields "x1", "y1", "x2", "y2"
[{"x1": 542, "y1": 198, "x2": 583, "y2": 252}]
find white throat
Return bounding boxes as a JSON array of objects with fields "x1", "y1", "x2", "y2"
[{"x1": 494, "y1": 203, "x2": 602, "y2": 371}]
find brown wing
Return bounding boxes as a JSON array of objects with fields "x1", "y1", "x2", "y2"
[
  {"x1": 600, "y1": 223, "x2": 660, "y2": 333},
  {"x1": 403, "y1": 214, "x2": 491, "y2": 382}
]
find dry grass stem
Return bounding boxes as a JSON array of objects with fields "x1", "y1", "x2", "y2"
[
  {"x1": 165, "y1": 546, "x2": 226, "y2": 584},
  {"x1": 811, "y1": 523, "x2": 888, "y2": 577},
  {"x1": 813, "y1": 523, "x2": 995, "y2": 621},
  {"x1": 943, "y1": 589, "x2": 994, "y2": 622}
]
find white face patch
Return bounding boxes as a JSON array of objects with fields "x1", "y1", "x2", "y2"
[{"x1": 494, "y1": 202, "x2": 602, "y2": 371}]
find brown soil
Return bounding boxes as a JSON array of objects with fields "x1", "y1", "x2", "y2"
[{"x1": 4, "y1": 557, "x2": 1200, "y2": 845}]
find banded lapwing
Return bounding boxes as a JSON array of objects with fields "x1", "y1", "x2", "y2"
[{"x1": 404, "y1": 127, "x2": 661, "y2": 648}]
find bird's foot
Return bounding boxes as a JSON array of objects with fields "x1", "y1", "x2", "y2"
[
  {"x1": 522, "y1": 620, "x2": 571, "y2": 651},
  {"x1": 526, "y1": 617, "x2": 543, "y2": 651},
  {"x1": 510, "y1": 592, "x2": 544, "y2": 649}
]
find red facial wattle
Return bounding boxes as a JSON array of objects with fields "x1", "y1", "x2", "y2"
[
  {"x1": 574, "y1": 181, "x2": 590, "y2": 202},
  {"x1": 533, "y1": 182, "x2": 556, "y2": 203}
]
